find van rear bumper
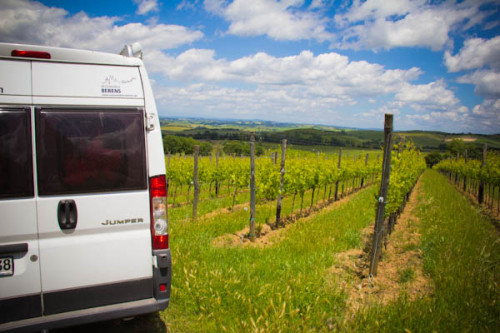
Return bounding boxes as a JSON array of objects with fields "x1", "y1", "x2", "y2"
[{"x1": 0, "y1": 297, "x2": 169, "y2": 333}]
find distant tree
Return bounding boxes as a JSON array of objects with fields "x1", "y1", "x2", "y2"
[
  {"x1": 223, "y1": 141, "x2": 248, "y2": 155},
  {"x1": 425, "y1": 152, "x2": 443, "y2": 168},
  {"x1": 162, "y1": 135, "x2": 200, "y2": 154},
  {"x1": 179, "y1": 137, "x2": 198, "y2": 154},
  {"x1": 163, "y1": 135, "x2": 181, "y2": 154},
  {"x1": 199, "y1": 142, "x2": 213, "y2": 155},
  {"x1": 446, "y1": 139, "x2": 466, "y2": 157},
  {"x1": 222, "y1": 140, "x2": 264, "y2": 156}
]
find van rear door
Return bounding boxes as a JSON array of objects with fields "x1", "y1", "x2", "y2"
[
  {"x1": 31, "y1": 62, "x2": 154, "y2": 315},
  {"x1": 0, "y1": 59, "x2": 43, "y2": 324},
  {"x1": 0, "y1": 107, "x2": 42, "y2": 323},
  {"x1": 34, "y1": 107, "x2": 154, "y2": 315}
]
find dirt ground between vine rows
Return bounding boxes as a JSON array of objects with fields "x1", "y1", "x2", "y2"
[
  {"x1": 212, "y1": 193, "x2": 355, "y2": 248},
  {"x1": 326, "y1": 178, "x2": 433, "y2": 317}
]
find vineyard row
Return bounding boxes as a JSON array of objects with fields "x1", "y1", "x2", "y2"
[{"x1": 435, "y1": 149, "x2": 500, "y2": 213}]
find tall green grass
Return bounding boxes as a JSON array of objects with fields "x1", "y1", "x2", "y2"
[
  {"x1": 163, "y1": 185, "x2": 378, "y2": 332},
  {"x1": 347, "y1": 170, "x2": 499, "y2": 332},
  {"x1": 162, "y1": 169, "x2": 499, "y2": 332}
]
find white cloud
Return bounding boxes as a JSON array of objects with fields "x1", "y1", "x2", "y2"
[
  {"x1": 204, "y1": 0, "x2": 333, "y2": 41},
  {"x1": 155, "y1": 82, "x2": 350, "y2": 125},
  {"x1": 134, "y1": 0, "x2": 159, "y2": 15},
  {"x1": 471, "y1": 99, "x2": 500, "y2": 134},
  {"x1": 445, "y1": 36, "x2": 500, "y2": 72},
  {"x1": 464, "y1": 99, "x2": 499, "y2": 133},
  {"x1": 469, "y1": 96, "x2": 500, "y2": 132},
  {"x1": 150, "y1": 47, "x2": 496, "y2": 132},
  {"x1": 458, "y1": 70, "x2": 500, "y2": 99},
  {"x1": 473, "y1": 99, "x2": 500, "y2": 116},
  {"x1": 152, "y1": 48, "x2": 489, "y2": 132},
  {"x1": 335, "y1": 0, "x2": 420, "y2": 26},
  {"x1": 334, "y1": 0, "x2": 490, "y2": 51},
  {"x1": 406, "y1": 110, "x2": 468, "y2": 125},
  {"x1": 395, "y1": 80, "x2": 460, "y2": 110},
  {"x1": 149, "y1": 48, "x2": 422, "y2": 99},
  {"x1": 309, "y1": 0, "x2": 329, "y2": 10},
  {"x1": 177, "y1": 0, "x2": 201, "y2": 11},
  {"x1": 0, "y1": 0, "x2": 203, "y2": 53}
]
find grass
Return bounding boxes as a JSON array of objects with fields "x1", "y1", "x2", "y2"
[
  {"x1": 162, "y1": 185, "x2": 378, "y2": 332},
  {"x1": 397, "y1": 267, "x2": 416, "y2": 284},
  {"x1": 347, "y1": 169, "x2": 499, "y2": 332},
  {"x1": 163, "y1": 169, "x2": 499, "y2": 332}
]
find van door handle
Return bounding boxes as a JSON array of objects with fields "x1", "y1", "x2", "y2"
[{"x1": 58, "y1": 200, "x2": 78, "y2": 230}]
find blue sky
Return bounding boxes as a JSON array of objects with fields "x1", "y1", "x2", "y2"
[{"x1": 1, "y1": 0, "x2": 499, "y2": 133}]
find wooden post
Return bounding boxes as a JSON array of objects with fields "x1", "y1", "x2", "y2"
[
  {"x1": 192, "y1": 145, "x2": 200, "y2": 219},
  {"x1": 275, "y1": 139, "x2": 287, "y2": 229},
  {"x1": 369, "y1": 114, "x2": 393, "y2": 277},
  {"x1": 361, "y1": 153, "x2": 369, "y2": 187},
  {"x1": 334, "y1": 148, "x2": 342, "y2": 201},
  {"x1": 215, "y1": 149, "x2": 220, "y2": 197},
  {"x1": 249, "y1": 133, "x2": 256, "y2": 240},
  {"x1": 478, "y1": 144, "x2": 487, "y2": 204},
  {"x1": 463, "y1": 149, "x2": 468, "y2": 192}
]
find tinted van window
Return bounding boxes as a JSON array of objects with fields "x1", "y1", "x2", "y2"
[
  {"x1": 0, "y1": 108, "x2": 34, "y2": 199},
  {"x1": 36, "y1": 108, "x2": 147, "y2": 196}
]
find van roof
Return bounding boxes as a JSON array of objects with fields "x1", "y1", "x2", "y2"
[{"x1": 0, "y1": 42, "x2": 143, "y2": 66}]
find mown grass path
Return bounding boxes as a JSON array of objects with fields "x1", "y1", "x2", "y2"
[{"x1": 347, "y1": 169, "x2": 499, "y2": 332}]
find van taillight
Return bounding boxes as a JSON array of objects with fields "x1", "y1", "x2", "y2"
[
  {"x1": 150, "y1": 175, "x2": 168, "y2": 250},
  {"x1": 11, "y1": 50, "x2": 51, "y2": 59}
]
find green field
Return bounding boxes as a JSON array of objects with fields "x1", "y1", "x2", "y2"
[
  {"x1": 59, "y1": 167, "x2": 499, "y2": 333},
  {"x1": 157, "y1": 169, "x2": 499, "y2": 332},
  {"x1": 161, "y1": 118, "x2": 500, "y2": 151}
]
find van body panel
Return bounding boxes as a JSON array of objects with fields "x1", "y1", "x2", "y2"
[
  {"x1": 139, "y1": 67, "x2": 166, "y2": 177},
  {"x1": 43, "y1": 278, "x2": 153, "y2": 315},
  {"x1": 0, "y1": 201, "x2": 41, "y2": 301},
  {"x1": 32, "y1": 97, "x2": 144, "y2": 107},
  {"x1": 37, "y1": 192, "x2": 152, "y2": 291},
  {"x1": 0, "y1": 106, "x2": 43, "y2": 324},
  {"x1": 0, "y1": 106, "x2": 41, "y2": 308},
  {"x1": 0, "y1": 298, "x2": 167, "y2": 333},
  {"x1": 0, "y1": 95, "x2": 32, "y2": 105},
  {"x1": 32, "y1": 63, "x2": 144, "y2": 99},
  {"x1": 0, "y1": 42, "x2": 143, "y2": 66},
  {"x1": 146, "y1": 125, "x2": 165, "y2": 177},
  {"x1": 0, "y1": 60, "x2": 31, "y2": 96}
]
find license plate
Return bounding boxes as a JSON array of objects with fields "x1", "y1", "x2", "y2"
[{"x1": 0, "y1": 257, "x2": 14, "y2": 277}]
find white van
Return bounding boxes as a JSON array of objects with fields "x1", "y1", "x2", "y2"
[{"x1": 0, "y1": 43, "x2": 171, "y2": 332}]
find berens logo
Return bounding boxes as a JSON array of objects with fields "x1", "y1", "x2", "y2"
[
  {"x1": 101, "y1": 75, "x2": 136, "y2": 96},
  {"x1": 101, "y1": 88, "x2": 121, "y2": 94}
]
